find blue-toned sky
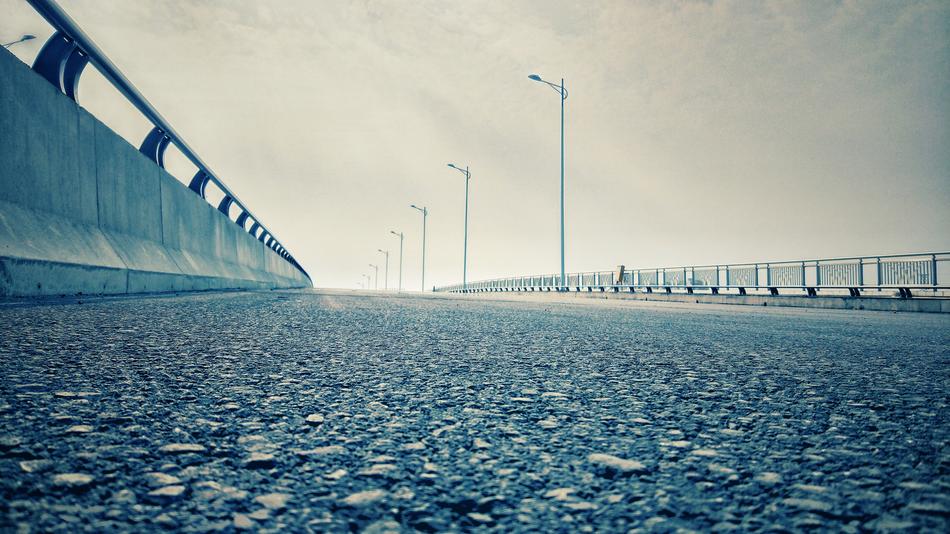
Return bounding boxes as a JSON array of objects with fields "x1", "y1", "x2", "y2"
[{"x1": 2, "y1": 0, "x2": 948, "y2": 289}]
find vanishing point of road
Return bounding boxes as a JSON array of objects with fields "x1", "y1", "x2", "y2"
[{"x1": 1, "y1": 290, "x2": 948, "y2": 532}]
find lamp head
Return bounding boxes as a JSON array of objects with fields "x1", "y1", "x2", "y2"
[
  {"x1": 528, "y1": 74, "x2": 542, "y2": 81},
  {"x1": 22, "y1": 34, "x2": 35, "y2": 41}
]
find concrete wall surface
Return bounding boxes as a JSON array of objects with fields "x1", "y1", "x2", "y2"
[{"x1": 0, "y1": 49, "x2": 311, "y2": 297}]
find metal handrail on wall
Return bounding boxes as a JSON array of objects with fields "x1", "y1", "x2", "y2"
[
  {"x1": 435, "y1": 252, "x2": 949, "y2": 299},
  {"x1": 22, "y1": 0, "x2": 309, "y2": 280}
]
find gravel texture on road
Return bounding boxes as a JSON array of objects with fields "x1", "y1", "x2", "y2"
[{"x1": 1, "y1": 289, "x2": 948, "y2": 532}]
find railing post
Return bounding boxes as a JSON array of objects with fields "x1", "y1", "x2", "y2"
[
  {"x1": 754, "y1": 264, "x2": 759, "y2": 287},
  {"x1": 217, "y1": 195, "x2": 233, "y2": 216},
  {"x1": 766, "y1": 263, "x2": 771, "y2": 286},
  {"x1": 933, "y1": 254, "x2": 938, "y2": 287},
  {"x1": 801, "y1": 261, "x2": 806, "y2": 287},
  {"x1": 858, "y1": 258, "x2": 864, "y2": 286},
  {"x1": 816, "y1": 261, "x2": 821, "y2": 286},
  {"x1": 139, "y1": 126, "x2": 171, "y2": 168},
  {"x1": 188, "y1": 171, "x2": 210, "y2": 198},
  {"x1": 725, "y1": 265, "x2": 730, "y2": 286},
  {"x1": 32, "y1": 31, "x2": 89, "y2": 102},
  {"x1": 876, "y1": 257, "x2": 882, "y2": 287},
  {"x1": 235, "y1": 211, "x2": 249, "y2": 229}
]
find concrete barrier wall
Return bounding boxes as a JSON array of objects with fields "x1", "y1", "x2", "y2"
[{"x1": 0, "y1": 48, "x2": 311, "y2": 297}]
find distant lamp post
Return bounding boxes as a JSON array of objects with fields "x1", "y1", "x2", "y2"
[
  {"x1": 390, "y1": 231, "x2": 404, "y2": 292},
  {"x1": 410, "y1": 204, "x2": 428, "y2": 291},
  {"x1": 528, "y1": 73, "x2": 568, "y2": 290},
  {"x1": 2, "y1": 34, "x2": 35, "y2": 49},
  {"x1": 447, "y1": 163, "x2": 470, "y2": 290},
  {"x1": 362, "y1": 274, "x2": 371, "y2": 290},
  {"x1": 369, "y1": 264, "x2": 379, "y2": 290},
  {"x1": 377, "y1": 249, "x2": 389, "y2": 290}
]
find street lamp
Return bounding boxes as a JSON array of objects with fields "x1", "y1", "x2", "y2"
[
  {"x1": 369, "y1": 264, "x2": 378, "y2": 290},
  {"x1": 447, "y1": 163, "x2": 470, "y2": 290},
  {"x1": 528, "y1": 73, "x2": 568, "y2": 290},
  {"x1": 410, "y1": 204, "x2": 428, "y2": 291},
  {"x1": 390, "y1": 231, "x2": 404, "y2": 292},
  {"x1": 2, "y1": 34, "x2": 35, "y2": 49},
  {"x1": 377, "y1": 249, "x2": 389, "y2": 290},
  {"x1": 362, "y1": 274, "x2": 371, "y2": 290}
]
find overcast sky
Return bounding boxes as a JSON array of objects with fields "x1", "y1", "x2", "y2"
[{"x1": 3, "y1": 0, "x2": 948, "y2": 289}]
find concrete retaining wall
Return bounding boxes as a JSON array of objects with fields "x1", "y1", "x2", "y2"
[{"x1": 0, "y1": 48, "x2": 311, "y2": 297}]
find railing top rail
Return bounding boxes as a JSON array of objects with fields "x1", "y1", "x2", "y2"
[
  {"x1": 634, "y1": 251, "x2": 949, "y2": 273},
  {"x1": 25, "y1": 0, "x2": 307, "y2": 279}
]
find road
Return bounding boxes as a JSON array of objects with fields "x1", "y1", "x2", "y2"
[{"x1": 1, "y1": 289, "x2": 948, "y2": 532}]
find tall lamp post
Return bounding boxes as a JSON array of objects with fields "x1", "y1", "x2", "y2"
[
  {"x1": 410, "y1": 204, "x2": 428, "y2": 291},
  {"x1": 528, "y1": 73, "x2": 568, "y2": 290},
  {"x1": 2, "y1": 34, "x2": 35, "y2": 49},
  {"x1": 377, "y1": 249, "x2": 389, "y2": 290},
  {"x1": 369, "y1": 264, "x2": 378, "y2": 290},
  {"x1": 447, "y1": 163, "x2": 470, "y2": 290},
  {"x1": 390, "y1": 231, "x2": 404, "y2": 292}
]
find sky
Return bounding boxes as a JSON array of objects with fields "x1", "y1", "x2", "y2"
[{"x1": 2, "y1": 0, "x2": 948, "y2": 290}]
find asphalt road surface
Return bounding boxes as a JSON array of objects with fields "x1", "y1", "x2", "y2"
[{"x1": 1, "y1": 290, "x2": 948, "y2": 532}]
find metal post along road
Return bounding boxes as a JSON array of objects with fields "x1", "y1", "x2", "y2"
[
  {"x1": 528, "y1": 74, "x2": 568, "y2": 290},
  {"x1": 377, "y1": 249, "x2": 389, "y2": 291},
  {"x1": 410, "y1": 204, "x2": 428, "y2": 291},
  {"x1": 390, "y1": 231, "x2": 404, "y2": 292},
  {"x1": 447, "y1": 164, "x2": 470, "y2": 290},
  {"x1": 2, "y1": 34, "x2": 35, "y2": 48}
]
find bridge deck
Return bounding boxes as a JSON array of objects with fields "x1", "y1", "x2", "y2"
[{"x1": 1, "y1": 290, "x2": 948, "y2": 531}]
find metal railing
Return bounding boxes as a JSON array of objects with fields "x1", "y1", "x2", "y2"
[
  {"x1": 435, "y1": 252, "x2": 949, "y2": 298},
  {"x1": 22, "y1": 0, "x2": 309, "y2": 280}
]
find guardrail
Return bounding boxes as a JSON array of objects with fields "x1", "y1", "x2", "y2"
[
  {"x1": 23, "y1": 0, "x2": 309, "y2": 281},
  {"x1": 435, "y1": 252, "x2": 949, "y2": 298}
]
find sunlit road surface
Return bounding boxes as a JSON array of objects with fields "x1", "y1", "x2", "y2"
[{"x1": 1, "y1": 289, "x2": 948, "y2": 532}]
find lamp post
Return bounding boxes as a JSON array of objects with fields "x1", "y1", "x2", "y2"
[
  {"x1": 2, "y1": 34, "x2": 35, "y2": 49},
  {"x1": 410, "y1": 204, "x2": 428, "y2": 291},
  {"x1": 447, "y1": 163, "x2": 470, "y2": 290},
  {"x1": 528, "y1": 73, "x2": 568, "y2": 290},
  {"x1": 362, "y1": 274, "x2": 371, "y2": 290},
  {"x1": 369, "y1": 264, "x2": 378, "y2": 290},
  {"x1": 377, "y1": 249, "x2": 389, "y2": 290},
  {"x1": 390, "y1": 231, "x2": 404, "y2": 292}
]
